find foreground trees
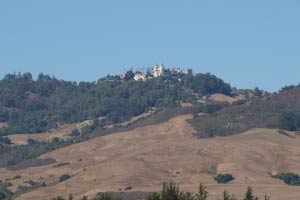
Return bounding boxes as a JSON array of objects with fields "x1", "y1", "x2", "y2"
[{"x1": 51, "y1": 182, "x2": 269, "y2": 200}]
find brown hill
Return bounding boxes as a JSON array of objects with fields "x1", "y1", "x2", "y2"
[{"x1": 1, "y1": 115, "x2": 300, "y2": 200}]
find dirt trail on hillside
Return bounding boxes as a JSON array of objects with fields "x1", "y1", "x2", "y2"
[{"x1": 1, "y1": 115, "x2": 300, "y2": 200}]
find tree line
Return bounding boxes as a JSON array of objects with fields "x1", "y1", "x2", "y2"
[
  {"x1": 0, "y1": 72, "x2": 231, "y2": 135},
  {"x1": 50, "y1": 182, "x2": 270, "y2": 200}
]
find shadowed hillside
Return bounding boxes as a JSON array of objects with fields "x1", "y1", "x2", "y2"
[{"x1": 189, "y1": 88, "x2": 300, "y2": 137}]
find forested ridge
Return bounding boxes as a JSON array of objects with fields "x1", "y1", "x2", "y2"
[{"x1": 0, "y1": 72, "x2": 231, "y2": 135}]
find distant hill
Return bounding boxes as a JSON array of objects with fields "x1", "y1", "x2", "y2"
[
  {"x1": 0, "y1": 72, "x2": 231, "y2": 135},
  {"x1": 189, "y1": 87, "x2": 300, "y2": 137}
]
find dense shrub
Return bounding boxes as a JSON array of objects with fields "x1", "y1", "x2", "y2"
[
  {"x1": 59, "y1": 174, "x2": 71, "y2": 182},
  {"x1": 0, "y1": 136, "x2": 11, "y2": 144},
  {"x1": 278, "y1": 112, "x2": 300, "y2": 131},
  {"x1": 70, "y1": 129, "x2": 80, "y2": 137},
  {"x1": 195, "y1": 103, "x2": 229, "y2": 114},
  {"x1": 272, "y1": 173, "x2": 300, "y2": 186},
  {"x1": 214, "y1": 174, "x2": 235, "y2": 184}
]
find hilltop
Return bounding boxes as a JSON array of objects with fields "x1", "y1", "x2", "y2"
[{"x1": 0, "y1": 69, "x2": 231, "y2": 136}]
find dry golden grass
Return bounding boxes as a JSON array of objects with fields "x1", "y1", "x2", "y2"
[
  {"x1": 210, "y1": 94, "x2": 245, "y2": 104},
  {"x1": 0, "y1": 122, "x2": 7, "y2": 129},
  {"x1": 1, "y1": 115, "x2": 300, "y2": 200},
  {"x1": 7, "y1": 120, "x2": 92, "y2": 145}
]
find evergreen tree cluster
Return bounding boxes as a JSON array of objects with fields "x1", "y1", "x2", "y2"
[
  {"x1": 50, "y1": 182, "x2": 269, "y2": 200},
  {"x1": 0, "y1": 72, "x2": 231, "y2": 135}
]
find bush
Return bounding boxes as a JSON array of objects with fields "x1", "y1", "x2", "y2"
[
  {"x1": 94, "y1": 193, "x2": 115, "y2": 200},
  {"x1": 0, "y1": 136, "x2": 11, "y2": 144},
  {"x1": 214, "y1": 174, "x2": 234, "y2": 184},
  {"x1": 195, "y1": 103, "x2": 229, "y2": 114},
  {"x1": 70, "y1": 129, "x2": 80, "y2": 137},
  {"x1": 278, "y1": 112, "x2": 300, "y2": 131},
  {"x1": 59, "y1": 174, "x2": 71, "y2": 182},
  {"x1": 272, "y1": 173, "x2": 300, "y2": 186},
  {"x1": 53, "y1": 162, "x2": 70, "y2": 168}
]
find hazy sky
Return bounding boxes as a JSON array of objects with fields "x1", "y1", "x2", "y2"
[{"x1": 0, "y1": 1, "x2": 299, "y2": 91}]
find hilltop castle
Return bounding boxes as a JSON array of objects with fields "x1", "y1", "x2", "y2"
[
  {"x1": 153, "y1": 64, "x2": 165, "y2": 77},
  {"x1": 119, "y1": 64, "x2": 193, "y2": 81}
]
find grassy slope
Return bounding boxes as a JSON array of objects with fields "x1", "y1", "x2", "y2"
[{"x1": 2, "y1": 115, "x2": 300, "y2": 200}]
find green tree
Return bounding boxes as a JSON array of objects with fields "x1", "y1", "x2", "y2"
[
  {"x1": 161, "y1": 181, "x2": 183, "y2": 200},
  {"x1": 51, "y1": 196, "x2": 65, "y2": 200},
  {"x1": 59, "y1": 174, "x2": 71, "y2": 182},
  {"x1": 68, "y1": 194, "x2": 74, "y2": 200},
  {"x1": 146, "y1": 193, "x2": 161, "y2": 200},
  {"x1": 124, "y1": 70, "x2": 135, "y2": 81},
  {"x1": 243, "y1": 187, "x2": 258, "y2": 200},
  {"x1": 195, "y1": 184, "x2": 208, "y2": 200},
  {"x1": 94, "y1": 193, "x2": 114, "y2": 200},
  {"x1": 264, "y1": 194, "x2": 270, "y2": 200},
  {"x1": 81, "y1": 196, "x2": 89, "y2": 200}
]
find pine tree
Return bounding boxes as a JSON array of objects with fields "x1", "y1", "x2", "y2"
[
  {"x1": 161, "y1": 181, "x2": 183, "y2": 200},
  {"x1": 195, "y1": 184, "x2": 208, "y2": 200},
  {"x1": 222, "y1": 190, "x2": 230, "y2": 200},
  {"x1": 81, "y1": 196, "x2": 89, "y2": 200},
  {"x1": 68, "y1": 194, "x2": 74, "y2": 200},
  {"x1": 146, "y1": 192, "x2": 161, "y2": 200},
  {"x1": 243, "y1": 187, "x2": 259, "y2": 200},
  {"x1": 264, "y1": 194, "x2": 270, "y2": 200}
]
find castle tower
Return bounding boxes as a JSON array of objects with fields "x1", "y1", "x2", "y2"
[{"x1": 159, "y1": 64, "x2": 165, "y2": 76}]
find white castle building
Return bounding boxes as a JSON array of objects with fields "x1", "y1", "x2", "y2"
[{"x1": 153, "y1": 64, "x2": 165, "y2": 77}]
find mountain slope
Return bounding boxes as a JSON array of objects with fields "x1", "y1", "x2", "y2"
[
  {"x1": 1, "y1": 115, "x2": 300, "y2": 200},
  {"x1": 189, "y1": 88, "x2": 300, "y2": 137}
]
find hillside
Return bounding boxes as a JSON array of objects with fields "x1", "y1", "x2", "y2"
[
  {"x1": 0, "y1": 72, "x2": 231, "y2": 135},
  {"x1": 1, "y1": 115, "x2": 300, "y2": 200},
  {"x1": 189, "y1": 87, "x2": 300, "y2": 137}
]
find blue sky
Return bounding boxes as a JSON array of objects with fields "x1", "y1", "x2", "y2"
[{"x1": 0, "y1": 1, "x2": 299, "y2": 91}]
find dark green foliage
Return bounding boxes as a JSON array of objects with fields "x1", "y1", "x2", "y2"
[
  {"x1": 0, "y1": 137, "x2": 11, "y2": 145},
  {"x1": 0, "y1": 139, "x2": 63, "y2": 168},
  {"x1": 70, "y1": 129, "x2": 80, "y2": 137},
  {"x1": 183, "y1": 73, "x2": 231, "y2": 96},
  {"x1": 195, "y1": 103, "x2": 229, "y2": 114},
  {"x1": 253, "y1": 87, "x2": 263, "y2": 97},
  {"x1": 0, "y1": 187, "x2": 13, "y2": 200},
  {"x1": 124, "y1": 70, "x2": 135, "y2": 81},
  {"x1": 279, "y1": 84, "x2": 300, "y2": 92},
  {"x1": 278, "y1": 112, "x2": 300, "y2": 131},
  {"x1": 52, "y1": 162, "x2": 70, "y2": 168},
  {"x1": 51, "y1": 182, "x2": 270, "y2": 200},
  {"x1": 214, "y1": 174, "x2": 235, "y2": 184},
  {"x1": 94, "y1": 193, "x2": 116, "y2": 200},
  {"x1": 5, "y1": 175, "x2": 21, "y2": 181},
  {"x1": 264, "y1": 194, "x2": 270, "y2": 200},
  {"x1": 0, "y1": 72, "x2": 231, "y2": 135},
  {"x1": 146, "y1": 193, "x2": 161, "y2": 200},
  {"x1": 232, "y1": 99, "x2": 248, "y2": 106},
  {"x1": 219, "y1": 190, "x2": 237, "y2": 200},
  {"x1": 243, "y1": 187, "x2": 259, "y2": 200},
  {"x1": 59, "y1": 174, "x2": 71, "y2": 182},
  {"x1": 195, "y1": 184, "x2": 208, "y2": 200},
  {"x1": 272, "y1": 173, "x2": 300, "y2": 186},
  {"x1": 146, "y1": 181, "x2": 196, "y2": 200},
  {"x1": 160, "y1": 181, "x2": 183, "y2": 200},
  {"x1": 51, "y1": 196, "x2": 66, "y2": 200}
]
